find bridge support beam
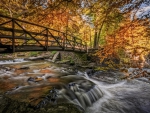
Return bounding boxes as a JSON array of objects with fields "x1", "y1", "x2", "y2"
[
  {"x1": 62, "y1": 33, "x2": 65, "y2": 50},
  {"x1": 45, "y1": 28, "x2": 48, "y2": 51},
  {"x1": 12, "y1": 19, "x2": 15, "y2": 53},
  {"x1": 73, "y1": 36, "x2": 76, "y2": 51}
]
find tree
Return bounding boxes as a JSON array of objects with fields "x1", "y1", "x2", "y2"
[{"x1": 95, "y1": 16, "x2": 150, "y2": 67}]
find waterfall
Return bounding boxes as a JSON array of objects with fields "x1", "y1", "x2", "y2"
[
  {"x1": 68, "y1": 81, "x2": 103, "y2": 109},
  {"x1": 84, "y1": 72, "x2": 90, "y2": 79},
  {"x1": 62, "y1": 71, "x2": 104, "y2": 109}
]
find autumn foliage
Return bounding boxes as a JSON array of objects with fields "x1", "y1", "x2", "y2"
[
  {"x1": 96, "y1": 18, "x2": 150, "y2": 67},
  {"x1": 0, "y1": 0, "x2": 150, "y2": 66}
]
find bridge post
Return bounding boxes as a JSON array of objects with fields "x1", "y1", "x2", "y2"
[
  {"x1": 86, "y1": 42, "x2": 88, "y2": 53},
  {"x1": 63, "y1": 33, "x2": 66, "y2": 50},
  {"x1": 45, "y1": 28, "x2": 48, "y2": 51},
  {"x1": 73, "y1": 36, "x2": 76, "y2": 51},
  {"x1": 12, "y1": 19, "x2": 15, "y2": 53},
  {"x1": 80, "y1": 40, "x2": 82, "y2": 51}
]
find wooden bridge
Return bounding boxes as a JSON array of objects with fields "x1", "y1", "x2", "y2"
[{"x1": 0, "y1": 14, "x2": 87, "y2": 53}]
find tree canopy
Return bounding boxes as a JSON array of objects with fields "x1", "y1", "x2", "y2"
[{"x1": 0, "y1": 0, "x2": 150, "y2": 65}]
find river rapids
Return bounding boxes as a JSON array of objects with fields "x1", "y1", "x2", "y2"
[{"x1": 0, "y1": 59, "x2": 150, "y2": 113}]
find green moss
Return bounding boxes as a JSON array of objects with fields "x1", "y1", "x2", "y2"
[
  {"x1": 0, "y1": 96, "x2": 83, "y2": 113},
  {"x1": 30, "y1": 52, "x2": 39, "y2": 57},
  {"x1": 51, "y1": 51, "x2": 57, "y2": 55},
  {"x1": 95, "y1": 66, "x2": 109, "y2": 71},
  {"x1": 76, "y1": 53, "x2": 87, "y2": 61}
]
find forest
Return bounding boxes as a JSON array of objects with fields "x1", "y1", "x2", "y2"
[
  {"x1": 0, "y1": 1, "x2": 150, "y2": 113},
  {"x1": 0, "y1": 0, "x2": 150, "y2": 69}
]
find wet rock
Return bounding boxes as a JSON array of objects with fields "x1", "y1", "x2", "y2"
[
  {"x1": 27, "y1": 77, "x2": 35, "y2": 82},
  {"x1": 91, "y1": 71, "x2": 119, "y2": 83},
  {"x1": 56, "y1": 60, "x2": 70, "y2": 64},
  {"x1": 0, "y1": 96, "x2": 31, "y2": 113},
  {"x1": 70, "y1": 61, "x2": 75, "y2": 66},
  {"x1": 34, "y1": 77, "x2": 43, "y2": 82},
  {"x1": 0, "y1": 66, "x2": 11, "y2": 71},
  {"x1": 4, "y1": 67, "x2": 11, "y2": 71},
  {"x1": 25, "y1": 56, "x2": 47, "y2": 61},
  {"x1": 27, "y1": 77, "x2": 43, "y2": 83},
  {"x1": 87, "y1": 62, "x2": 96, "y2": 68},
  {"x1": 85, "y1": 69, "x2": 95, "y2": 76},
  {"x1": 146, "y1": 69, "x2": 150, "y2": 74},
  {"x1": 19, "y1": 66, "x2": 30, "y2": 70},
  {"x1": 0, "y1": 96, "x2": 83, "y2": 113},
  {"x1": 36, "y1": 87, "x2": 58, "y2": 109},
  {"x1": 79, "y1": 62, "x2": 96, "y2": 69}
]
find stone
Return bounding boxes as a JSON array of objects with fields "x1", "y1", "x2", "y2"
[
  {"x1": 27, "y1": 77, "x2": 35, "y2": 82},
  {"x1": 87, "y1": 62, "x2": 96, "y2": 68},
  {"x1": 0, "y1": 93, "x2": 83, "y2": 113},
  {"x1": 85, "y1": 69, "x2": 95, "y2": 76},
  {"x1": 19, "y1": 66, "x2": 30, "y2": 70},
  {"x1": 56, "y1": 60, "x2": 70, "y2": 64},
  {"x1": 52, "y1": 52, "x2": 60, "y2": 62},
  {"x1": 35, "y1": 77, "x2": 43, "y2": 82}
]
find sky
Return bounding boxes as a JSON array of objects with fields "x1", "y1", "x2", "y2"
[{"x1": 136, "y1": 6, "x2": 150, "y2": 18}]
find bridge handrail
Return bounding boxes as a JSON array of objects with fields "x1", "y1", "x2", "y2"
[
  {"x1": 0, "y1": 14, "x2": 87, "y2": 53},
  {"x1": 0, "y1": 14, "x2": 85, "y2": 44}
]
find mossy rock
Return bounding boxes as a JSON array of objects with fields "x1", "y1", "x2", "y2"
[{"x1": 0, "y1": 96, "x2": 84, "y2": 113}]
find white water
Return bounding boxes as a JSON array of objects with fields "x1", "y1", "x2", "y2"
[
  {"x1": 0, "y1": 58, "x2": 27, "y2": 64},
  {"x1": 84, "y1": 73, "x2": 150, "y2": 113},
  {"x1": 1, "y1": 60, "x2": 150, "y2": 113}
]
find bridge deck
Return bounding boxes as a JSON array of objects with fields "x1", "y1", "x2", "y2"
[{"x1": 0, "y1": 14, "x2": 87, "y2": 53}]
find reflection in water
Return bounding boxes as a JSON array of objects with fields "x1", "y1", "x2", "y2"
[{"x1": 0, "y1": 59, "x2": 150, "y2": 113}]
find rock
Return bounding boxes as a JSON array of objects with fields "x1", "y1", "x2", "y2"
[
  {"x1": 27, "y1": 77, "x2": 35, "y2": 82},
  {"x1": 87, "y1": 62, "x2": 96, "y2": 68},
  {"x1": 26, "y1": 56, "x2": 49, "y2": 61},
  {"x1": 56, "y1": 60, "x2": 70, "y2": 64},
  {"x1": 19, "y1": 66, "x2": 30, "y2": 70},
  {"x1": 0, "y1": 95, "x2": 83, "y2": 113},
  {"x1": 34, "y1": 77, "x2": 43, "y2": 82},
  {"x1": 85, "y1": 69, "x2": 95, "y2": 76},
  {"x1": 70, "y1": 62, "x2": 75, "y2": 66},
  {"x1": 146, "y1": 69, "x2": 150, "y2": 74},
  {"x1": 36, "y1": 87, "x2": 58, "y2": 109},
  {"x1": 91, "y1": 71, "x2": 120, "y2": 83},
  {"x1": 52, "y1": 52, "x2": 60, "y2": 62},
  {"x1": 27, "y1": 77, "x2": 43, "y2": 82},
  {"x1": 17, "y1": 53, "x2": 25, "y2": 57},
  {"x1": 4, "y1": 67, "x2": 11, "y2": 71}
]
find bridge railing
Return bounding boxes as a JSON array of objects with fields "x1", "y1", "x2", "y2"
[{"x1": 0, "y1": 14, "x2": 87, "y2": 53}]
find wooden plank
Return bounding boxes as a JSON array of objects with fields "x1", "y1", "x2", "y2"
[
  {"x1": 12, "y1": 19, "x2": 15, "y2": 53},
  {"x1": 0, "y1": 27, "x2": 47, "y2": 37},
  {"x1": 0, "y1": 35, "x2": 47, "y2": 41}
]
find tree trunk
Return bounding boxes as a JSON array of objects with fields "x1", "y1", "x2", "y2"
[{"x1": 93, "y1": 29, "x2": 98, "y2": 48}]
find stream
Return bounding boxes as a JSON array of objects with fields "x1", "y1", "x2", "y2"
[{"x1": 0, "y1": 58, "x2": 150, "y2": 113}]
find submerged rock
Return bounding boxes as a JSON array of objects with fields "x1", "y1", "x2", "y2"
[
  {"x1": 27, "y1": 77, "x2": 43, "y2": 83},
  {"x1": 85, "y1": 69, "x2": 95, "y2": 76},
  {"x1": 56, "y1": 60, "x2": 70, "y2": 64},
  {"x1": 91, "y1": 71, "x2": 120, "y2": 84},
  {"x1": 19, "y1": 66, "x2": 30, "y2": 70}
]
